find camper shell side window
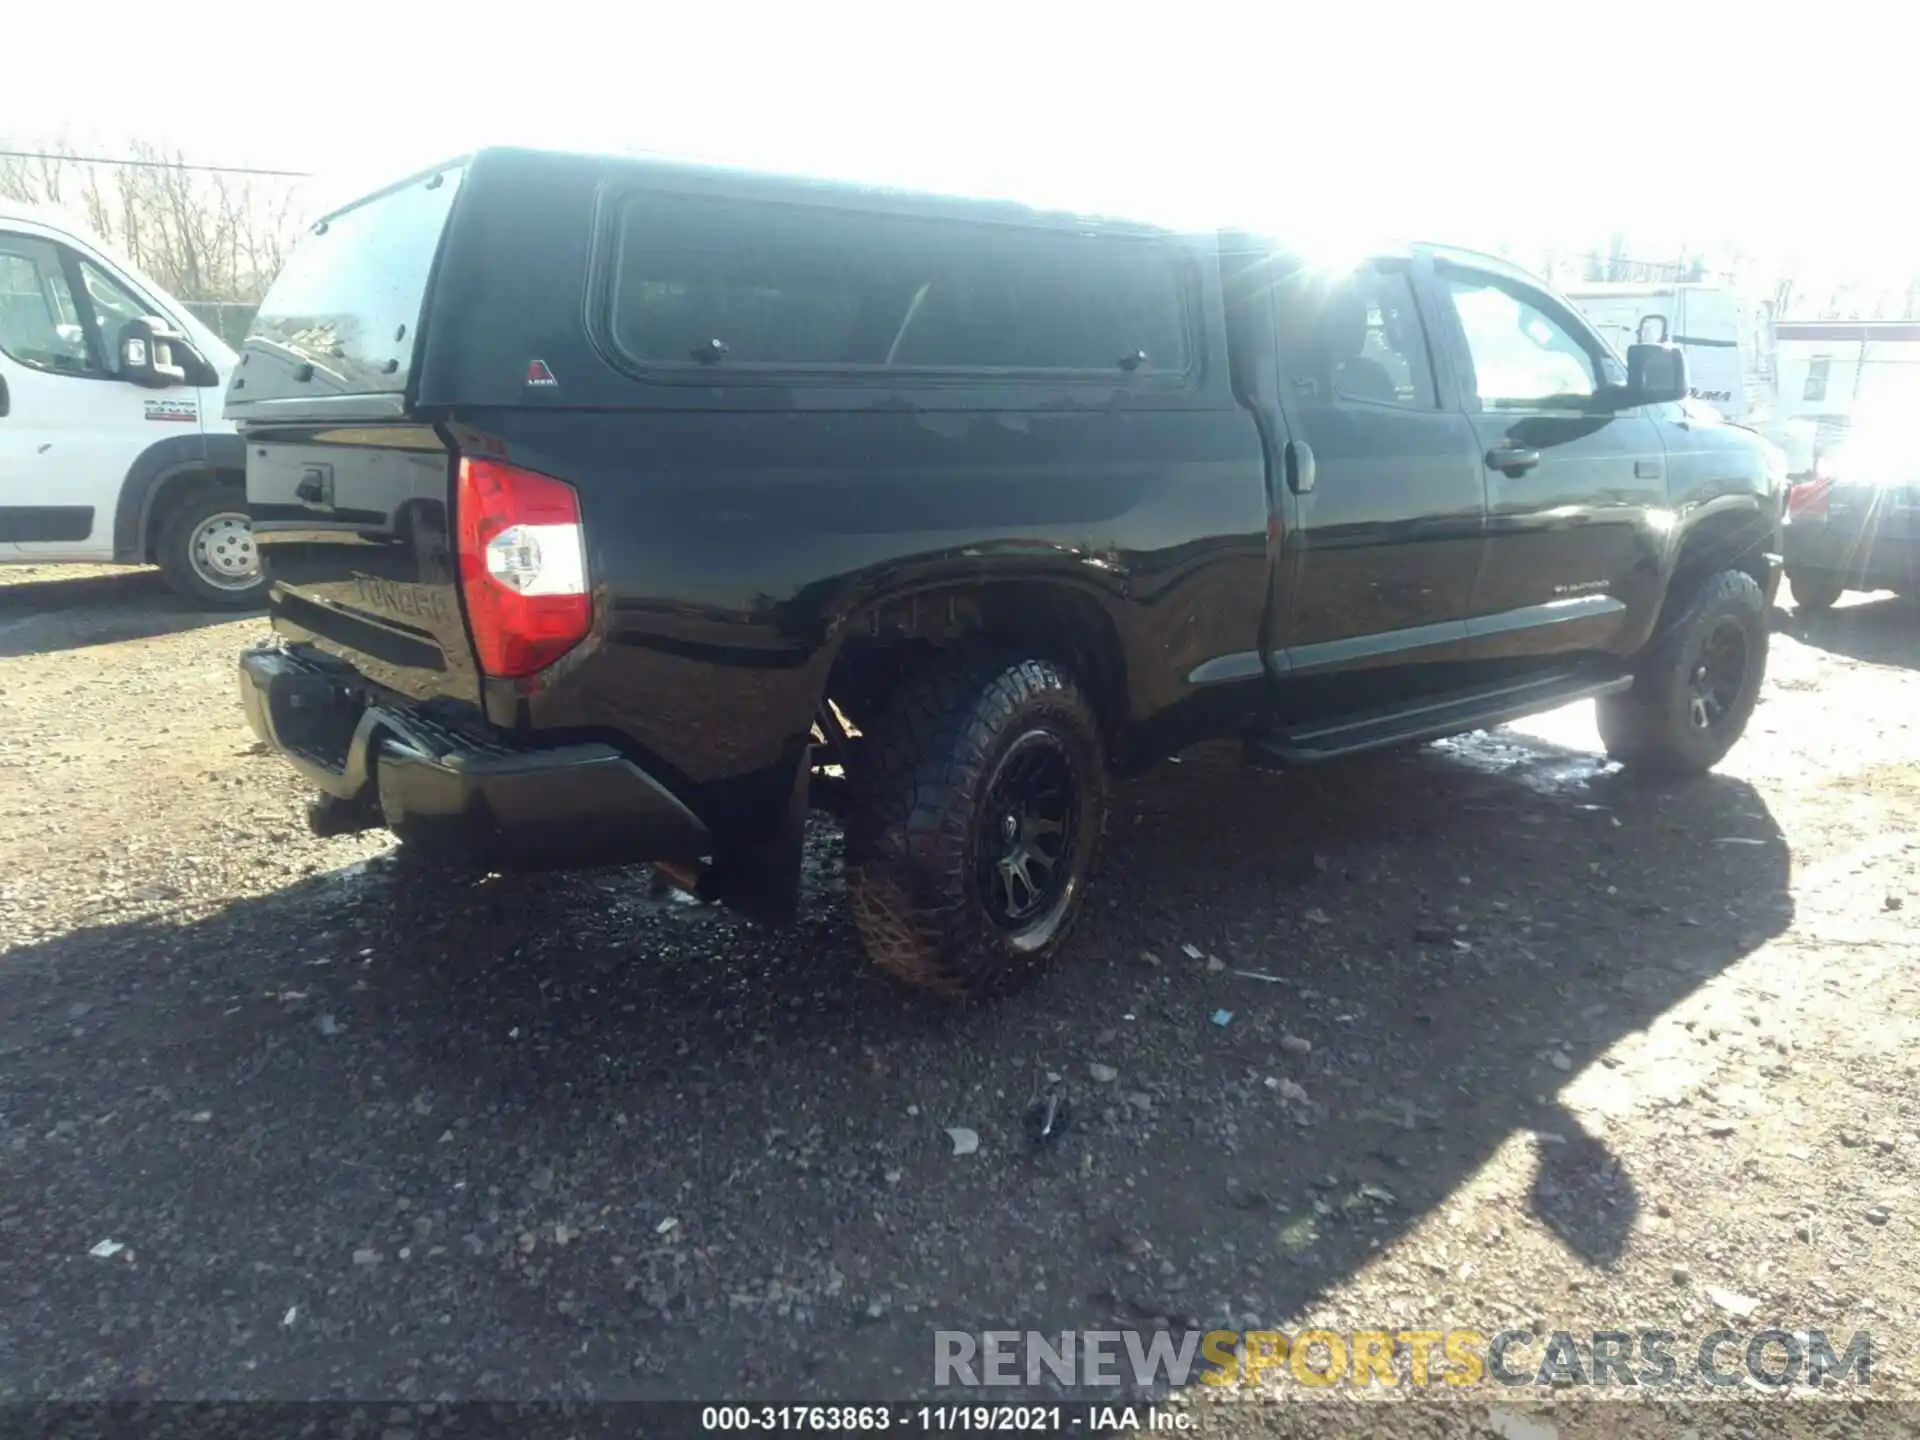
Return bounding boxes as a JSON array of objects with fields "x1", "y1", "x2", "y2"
[{"x1": 597, "y1": 190, "x2": 1199, "y2": 389}]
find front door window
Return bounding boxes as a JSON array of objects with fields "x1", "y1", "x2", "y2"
[
  {"x1": 0, "y1": 235, "x2": 94, "y2": 375},
  {"x1": 1444, "y1": 275, "x2": 1598, "y2": 410}
]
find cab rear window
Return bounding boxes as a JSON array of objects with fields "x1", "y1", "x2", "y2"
[{"x1": 605, "y1": 191, "x2": 1192, "y2": 379}]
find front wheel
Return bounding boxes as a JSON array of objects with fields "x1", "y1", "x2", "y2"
[
  {"x1": 843, "y1": 653, "x2": 1107, "y2": 1001},
  {"x1": 157, "y1": 486, "x2": 267, "y2": 609},
  {"x1": 1598, "y1": 569, "x2": 1768, "y2": 777}
]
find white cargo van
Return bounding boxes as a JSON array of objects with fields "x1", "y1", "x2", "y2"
[
  {"x1": 0, "y1": 201, "x2": 261, "y2": 605},
  {"x1": 1563, "y1": 282, "x2": 1754, "y2": 420}
]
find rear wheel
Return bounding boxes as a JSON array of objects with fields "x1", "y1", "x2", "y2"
[
  {"x1": 843, "y1": 652, "x2": 1106, "y2": 1001},
  {"x1": 1788, "y1": 569, "x2": 1846, "y2": 613},
  {"x1": 1598, "y1": 569, "x2": 1768, "y2": 777},
  {"x1": 384, "y1": 833, "x2": 483, "y2": 875},
  {"x1": 157, "y1": 486, "x2": 266, "y2": 608}
]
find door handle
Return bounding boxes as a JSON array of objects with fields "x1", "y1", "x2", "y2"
[
  {"x1": 1486, "y1": 444, "x2": 1541, "y2": 476},
  {"x1": 1286, "y1": 439, "x2": 1316, "y2": 495},
  {"x1": 0, "y1": 373, "x2": 9, "y2": 418}
]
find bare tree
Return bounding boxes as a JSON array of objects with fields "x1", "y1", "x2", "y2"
[
  {"x1": 1581, "y1": 231, "x2": 1640, "y2": 283},
  {"x1": 1770, "y1": 270, "x2": 1796, "y2": 320},
  {"x1": 0, "y1": 135, "x2": 307, "y2": 306}
]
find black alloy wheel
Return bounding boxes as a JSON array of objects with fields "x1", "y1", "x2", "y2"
[
  {"x1": 1687, "y1": 617, "x2": 1750, "y2": 733},
  {"x1": 975, "y1": 730, "x2": 1081, "y2": 934}
]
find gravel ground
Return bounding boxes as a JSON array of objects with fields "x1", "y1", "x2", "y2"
[{"x1": 1, "y1": 564, "x2": 1916, "y2": 1430}]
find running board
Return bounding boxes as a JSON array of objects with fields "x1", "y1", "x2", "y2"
[{"x1": 1248, "y1": 672, "x2": 1633, "y2": 767}]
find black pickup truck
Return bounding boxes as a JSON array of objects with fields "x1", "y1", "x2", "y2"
[{"x1": 229, "y1": 147, "x2": 1786, "y2": 999}]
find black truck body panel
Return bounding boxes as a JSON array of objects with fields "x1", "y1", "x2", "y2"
[
  {"x1": 1786, "y1": 488, "x2": 1920, "y2": 593},
  {"x1": 227, "y1": 146, "x2": 1783, "y2": 875}
]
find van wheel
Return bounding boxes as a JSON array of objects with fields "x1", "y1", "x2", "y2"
[
  {"x1": 1598, "y1": 569, "x2": 1767, "y2": 777},
  {"x1": 157, "y1": 486, "x2": 266, "y2": 608},
  {"x1": 1788, "y1": 569, "x2": 1845, "y2": 613},
  {"x1": 844, "y1": 653, "x2": 1106, "y2": 1001}
]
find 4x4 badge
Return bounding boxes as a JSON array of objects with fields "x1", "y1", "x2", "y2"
[{"x1": 526, "y1": 359, "x2": 558, "y2": 388}]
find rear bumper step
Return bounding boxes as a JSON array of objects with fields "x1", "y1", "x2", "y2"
[{"x1": 238, "y1": 645, "x2": 711, "y2": 868}]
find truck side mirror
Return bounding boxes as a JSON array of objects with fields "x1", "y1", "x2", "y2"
[
  {"x1": 118, "y1": 316, "x2": 218, "y2": 389},
  {"x1": 1637, "y1": 313, "x2": 1670, "y2": 345},
  {"x1": 1626, "y1": 341, "x2": 1687, "y2": 406}
]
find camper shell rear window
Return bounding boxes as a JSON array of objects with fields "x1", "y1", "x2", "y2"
[
  {"x1": 228, "y1": 165, "x2": 464, "y2": 410},
  {"x1": 603, "y1": 190, "x2": 1193, "y2": 382}
]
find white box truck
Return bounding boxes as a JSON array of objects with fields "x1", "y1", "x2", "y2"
[
  {"x1": 1773, "y1": 320, "x2": 1920, "y2": 425},
  {"x1": 1564, "y1": 281, "x2": 1822, "y2": 473},
  {"x1": 1563, "y1": 282, "x2": 1757, "y2": 420}
]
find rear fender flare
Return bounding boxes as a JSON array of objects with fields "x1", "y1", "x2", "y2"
[{"x1": 819, "y1": 573, "x2": 1135, "y2": 744}]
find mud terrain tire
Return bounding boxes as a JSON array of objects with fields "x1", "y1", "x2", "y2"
[
  {"x1": 844, "y1": 653, "x2": 1106, "y2": 1000},
  {"x1": 1599, "y1": 569, "x2": 1768, "y2": 777}
]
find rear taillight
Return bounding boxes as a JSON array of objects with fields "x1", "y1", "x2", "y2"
[
  {"x1": 1787, "y1": 476, "x2": 1831, "y2": 523},
  {"x1": 454, "y1": 456, "x2": 591, "y2": 678}
]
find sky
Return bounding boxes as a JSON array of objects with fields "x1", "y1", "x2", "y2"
[{"x1": 2, "y1": 0, "x2": 1907, "y2": 294}]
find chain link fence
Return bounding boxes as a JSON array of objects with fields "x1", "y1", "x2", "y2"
[{"x1": 180, "y1": 300, "x2": 258, "y2": 349}]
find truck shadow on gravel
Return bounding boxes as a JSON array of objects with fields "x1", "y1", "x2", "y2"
[
  {"x1": 0, "y1": 727, "x2": 1793, "y2": 1400},
  {"x1": 0, "y1": 570, "x2": 249, "y2": 658},
  {"x1": 1779, "y1": 594, "x2": 1920, "y2": 672}
]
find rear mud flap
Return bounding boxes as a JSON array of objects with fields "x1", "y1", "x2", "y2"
[{"x1": 703, "y1": 745, "x2": 810, "y2": 926}]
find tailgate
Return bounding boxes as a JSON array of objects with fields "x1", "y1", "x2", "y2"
[
  {"x1": 247, "y1": 425, "x2": 482, "y2": 706},
  {"x1": 228, "y1": 161, "x2": 479, "y2": 706}
]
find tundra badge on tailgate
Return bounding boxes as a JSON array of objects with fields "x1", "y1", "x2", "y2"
[{"x1": 352, "y1": 572, "x2": 453, "y2": 626}]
